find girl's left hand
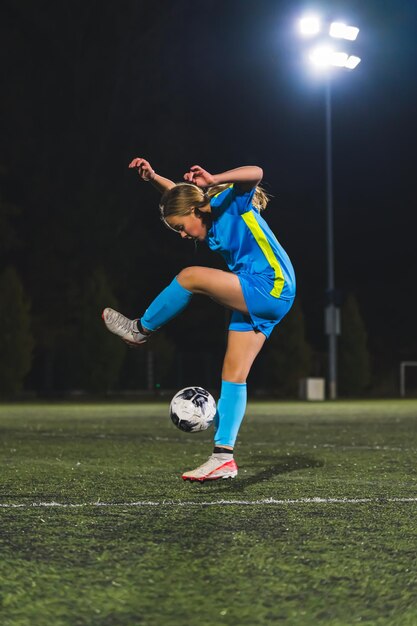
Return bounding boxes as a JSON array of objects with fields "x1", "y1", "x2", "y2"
[{"x1": 184, "y1": 165, "x2": 215, "y2": 187}]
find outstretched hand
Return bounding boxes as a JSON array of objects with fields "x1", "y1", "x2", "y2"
[
  {"x1": 128, "y1": 157, "x2": 155, "y2": 181},
  {"x1": 184, "y1": 165, "x2": 215, "y2": 188}
]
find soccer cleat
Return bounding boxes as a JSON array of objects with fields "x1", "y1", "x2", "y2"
[
  {"x1": 182, "y1": 455, "x2": 238, "y2": 482},
  {"x1": 102, "y1": 308, "x2": 148, "y2": 347}
]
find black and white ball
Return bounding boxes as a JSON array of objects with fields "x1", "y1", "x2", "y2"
[{"x1": 169, "y1": 386, "x2": 217, "y2": 433}]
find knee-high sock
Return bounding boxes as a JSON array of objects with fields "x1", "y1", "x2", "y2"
[
  {"x1": 140, "y1": 276, "x2": 193, "y2": 332},
  {"x1": 214, "y1": 380, "x2": 247, "y2": 448}
]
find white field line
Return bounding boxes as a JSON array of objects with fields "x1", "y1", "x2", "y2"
[
  {"x1": 252, "y1": 442, "x2": 411, "y2": 451},
  {"x1": 1, "y1": 497, "x2": 417, "y2": 510}
]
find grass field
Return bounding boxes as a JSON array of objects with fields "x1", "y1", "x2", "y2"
[{"x1": 1, "y1": 400, "x2": 417, "y2": 626}]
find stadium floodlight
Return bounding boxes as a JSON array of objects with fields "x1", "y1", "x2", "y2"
[
  {"x1": 299, "y1": 15, "x2": 320, "y2": 36},
  {"x1": 345, "y1": 55, "x2": 361, "y2": 69},
  {"x1": 331, "y1": 52, "x2": 349, "y2": 67},
  {"x1": 309, "y1": 47, "x2": 350, "y2": 69},
  {"x1": 297, "y1": 13, "x2": 362, "y2": 400},
  {"x1": 309, "y1": 45, "x2": 334, "y2": 67},
  {"x1": 329, "y1": 22, "x2": 359, "y2": 41}
]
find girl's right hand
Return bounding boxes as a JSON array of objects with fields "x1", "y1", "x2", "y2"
[{"x1": 128, "y1": 157, "x2": 155, "y2": 181}]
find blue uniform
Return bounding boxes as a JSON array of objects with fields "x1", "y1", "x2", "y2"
[
  {"x1": 208, "y1": 185, "x2": 296, "y2": 338},
  {"x1": 139, "y1": 182, "x2": 296, "y2": 448}
]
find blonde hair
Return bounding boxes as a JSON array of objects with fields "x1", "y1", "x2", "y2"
[{"x1": 159, "y1": 182, "x2": 269, "y2": 224}]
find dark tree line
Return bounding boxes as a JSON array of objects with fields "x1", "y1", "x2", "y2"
[{"x1": 0, "y1": 251, "x2": 371, "y2": 397}]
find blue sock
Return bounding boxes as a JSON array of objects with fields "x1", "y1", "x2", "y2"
[
  {"x1": 214, "y1": 380, "x2": 247, "y2": 448},
  {"x1": 140, "y1": 276, "x2": 193, "y2": 332}
]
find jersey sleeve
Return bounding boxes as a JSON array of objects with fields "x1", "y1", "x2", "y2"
[{"x1": 210, "y1": 184, "x2": 256, "y2": 217}]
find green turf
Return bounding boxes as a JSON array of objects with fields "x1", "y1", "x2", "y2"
[{"x1": 1, "y1": 400, "x2": 417, "y2": 625}]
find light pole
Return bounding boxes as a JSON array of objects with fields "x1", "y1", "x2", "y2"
[
  {"x1": 298, "y1": 16, "x2": 361, "y2": 399},
  {"x1": 325, "y1": 77, "x2": 338, "y2": 400}
]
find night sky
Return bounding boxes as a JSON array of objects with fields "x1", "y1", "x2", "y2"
[{"x1": 1, "y1": 0, "x2": 417, "y2": 391}]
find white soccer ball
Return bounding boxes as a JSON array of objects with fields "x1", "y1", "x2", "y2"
[{"x1": 169, "y1": 386, "x2": 217, "y2": 433}]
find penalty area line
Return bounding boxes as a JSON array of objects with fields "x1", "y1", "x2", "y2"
[{"x1": 1, "y1": 497, "x2": 417, "y2": 510}]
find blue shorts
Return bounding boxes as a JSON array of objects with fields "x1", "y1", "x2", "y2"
[{"x1": 229, "y1": 272, "x2": 295, "y2": 338}]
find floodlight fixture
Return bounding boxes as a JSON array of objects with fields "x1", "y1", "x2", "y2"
[
  {"x1": 331, "y1": 52, "x2": 349, "y2": 67},
  {"x1": 329, "y1": 21, "x2": 359, "y2": 41},
  {"x1": 299, "y1": 15, "x2": 320, "y2": 36},
  {"x1": 309, "y1": 45, "x2": 334, "y2": 67},
  {"x1": 345, "y1": 55, "x2": 361, "y2": 69},
  {"x1": 309, "y1": 46, "x2": 360, "y2": 70}
]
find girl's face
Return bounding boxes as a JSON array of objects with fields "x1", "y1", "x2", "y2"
[{"x1": 166, "y1": 207, "x2": 210, "y2": 241}]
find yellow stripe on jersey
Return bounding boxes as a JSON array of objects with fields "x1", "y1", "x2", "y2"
[
  {"x1": 241, "y1": 211, "x2": 285, "y2": 298},
  {"x1": 212, "y1": 184, "x2": 233, "y2": 199}
]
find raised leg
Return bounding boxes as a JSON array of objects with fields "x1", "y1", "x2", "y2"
[
  {"x1": 176, "y1": 266, "x2": 249, "y2": 314},
  {"x1": 141, "y1": 266, "x2": 249, "y2": 333}
]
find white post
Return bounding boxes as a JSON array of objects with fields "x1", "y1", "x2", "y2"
[{"x1": 400, "y1": 361, "x2": 417, "y2": 398}]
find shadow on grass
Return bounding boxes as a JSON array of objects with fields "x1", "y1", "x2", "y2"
[{"x1": 193, "y1": 455, "x2": 324, "y2": 493}]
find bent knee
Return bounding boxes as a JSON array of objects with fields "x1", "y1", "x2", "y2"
[{"x1": 177, "y1": 266, "x2": 201, "y2": 291}]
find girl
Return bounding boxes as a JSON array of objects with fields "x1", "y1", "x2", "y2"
[{"x1": 103, "y1": 158, "x2": 296, "y2": 481}]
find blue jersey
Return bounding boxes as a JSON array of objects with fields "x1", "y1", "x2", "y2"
[{"x1": 207, "y1": 185, "x2": 296, "y2": 301}]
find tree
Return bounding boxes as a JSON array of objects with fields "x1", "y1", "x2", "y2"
[
  {"x1": 0, "y1": 267, "x2": 34, "y2": 395},
  {"x1": 338, "y1": 293, "x2": 371, "y2": 396},
  {"x1": 262, "y1": 299, "x2": 312, "y2": 397},
  {"x1": 73, "y1": 268, "x2": 125, "y2": 392}
]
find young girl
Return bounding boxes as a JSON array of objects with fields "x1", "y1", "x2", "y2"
[{"x1": 103, "y1": 158, "x2": 296, "y2": 481}]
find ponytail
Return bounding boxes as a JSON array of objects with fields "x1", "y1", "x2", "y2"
[{"x1": 159, "y1": 182, "x2": 270, "y2": 224}]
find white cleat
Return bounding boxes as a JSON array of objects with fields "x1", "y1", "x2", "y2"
[
  {"x1": 182, "y1": 455, "x2": 238, "y2": 482},
  {"x1": 102, "y1": 307, "x2": 148, "y2": 347}
]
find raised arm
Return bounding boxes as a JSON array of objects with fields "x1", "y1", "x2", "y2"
[
  {"x1": 184, "y1": 165, "x2": 263, "y2": 191},
  {"x1": 129, "y1": 157, "x2": 176, "y2": 194}
]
